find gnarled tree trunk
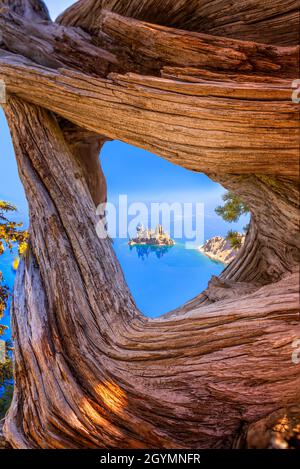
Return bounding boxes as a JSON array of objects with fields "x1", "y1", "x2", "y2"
[{"x1": 0, "y1": 0, "x2": 299, "y2": 449}]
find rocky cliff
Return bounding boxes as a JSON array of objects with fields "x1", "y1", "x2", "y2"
[
  {"x1": 129, "y1": 224, "x2": 174, "y2": 246},
  {"x1": 200, "y1": 235, "x2": 245, "y2": 264}
]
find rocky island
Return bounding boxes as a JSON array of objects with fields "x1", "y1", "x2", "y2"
[
  {"x1": 129, "y1": 224, "x2": 174, "y2": 246},
  {"x1": 200, "y1": 234, "x2": 245, "y2": 264}
]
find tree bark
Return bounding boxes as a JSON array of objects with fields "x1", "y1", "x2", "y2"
[
  {"x1": 0, "y1": 54, "x2": 298, "y2": 178},
  {"x1": 57, "y1": 0, "x2": 299, "y2": 46},
  {"x1": 0, "y1": 0, "x2": 299, "y2": 449}
]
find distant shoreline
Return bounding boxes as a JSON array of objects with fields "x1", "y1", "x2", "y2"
[
  {"x1": 198, "y1": 246, "x2": 227, "y2": 264},
  {"x1": 199, "y1": 234, "x2": 245, "y2": 264}
]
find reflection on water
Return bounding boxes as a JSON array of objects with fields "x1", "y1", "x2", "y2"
[
  {"x1": 114, "y1": 240, "x2": 225, "y2": 317},
  {"x1": 129, "y1": 244, "x2": 174, "y2": 260}
]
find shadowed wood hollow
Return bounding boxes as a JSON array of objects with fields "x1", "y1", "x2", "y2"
[{"x1": 0, "y1": 0, "x2": 299, "y2": 449}]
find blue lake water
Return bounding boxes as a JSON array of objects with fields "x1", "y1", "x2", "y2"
[
  {"x1": 112, "y1": 239, "x2": 224, "y2": 317},
  {"x1": 0, "y1": 240, "x2": 224, "y2": 337}
]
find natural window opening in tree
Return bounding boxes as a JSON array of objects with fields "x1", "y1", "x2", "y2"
[
  {"x1": 100, "y1": 141, "x2": 250, "y2": 317},
  {"x1": 0, "y1": 0, "x2": 299, "y2": 452}
]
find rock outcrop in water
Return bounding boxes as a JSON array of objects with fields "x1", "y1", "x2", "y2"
[
  {"x1": 129, "y1": 224, "x2": 174, "y2": 246},
  {"x1": 200, "y1": 235, "x2": 245, "y2": 264}
]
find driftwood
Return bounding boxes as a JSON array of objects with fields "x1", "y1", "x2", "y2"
[{"x1": 0, "y1": 0, "x2": 299, "y2": 449}]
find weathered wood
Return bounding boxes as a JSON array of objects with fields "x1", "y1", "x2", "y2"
[
  {"x1": 161, "y1": 66, "x2": 292, "y2": 84},
  {"x1": 245, "y1": 405, "x2": 300, "y2": 449},
  {"x1": 0, "y1": 8, "x2": 120, "y2": 75},
  {"x1": 2, "y1": 97, "x2": 300, "y2": 449},
  {"x1": 101, "y1": 11, "x2": 299, "y2": 78},
  {"x1": 57, "y1": 118, "x2": 108, "y2": 206},
  {"x1": 3, "y1": 7, "x2": 298, "y2": 82},
  {"x1": 215, "y1": 175, "x2": 300, "y2": 283},
  {"x1": 1, "y1": 0, "x2": 50, "y2": 21},
  {"x1": 58, "y1": 0, "x2": 299, "y2": 46},
  {"x1": 0, "y1": 54, "x2": 298, "y2": 178},
  {"x1": 0, "y1": 420, "x2": 11, "y2": 448},
  {"x1": 0, "y1": 0, "x2": 299, "y2": 450}
]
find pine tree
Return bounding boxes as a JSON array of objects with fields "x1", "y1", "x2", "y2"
[
  {"x1": 215, "y1": 191, "x2": 250, "y2": 247},
  {"x1": 215, "y1": 191, "x2": 249, "y2": 223},
  {"x1": 226, "y1": 230, "x2": 244, "y2": 250}
]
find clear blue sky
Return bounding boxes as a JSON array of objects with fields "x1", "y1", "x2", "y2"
[{"x1": 46, "y1": 0, "x2": 76, "y2": 20}]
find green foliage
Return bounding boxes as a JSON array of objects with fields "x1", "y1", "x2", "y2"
[
  {"x1": 0, "y1": 383, "x2": 13, "y2": 419},
  {"x1": 0, "y1": 200, "x2": 27, "y2": 416},
  {"x1": 226, "y1": 230, "x2": 244, "y2": 250},
  {"x1": 215, "y1": 191, "x2": 249, "y2": 223},
  {"x1": 0, "y1": 201, "x2": 29, "y2": 255},
  {"x1": 0, "y1": 200, "x2": 28, "y2": 318},
  {"x1": 215, "y1": 191, "x2": 250, "y2": 247},
  {"x1": 0, "y1": 358, "x2": 13, "y2": 388}
]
